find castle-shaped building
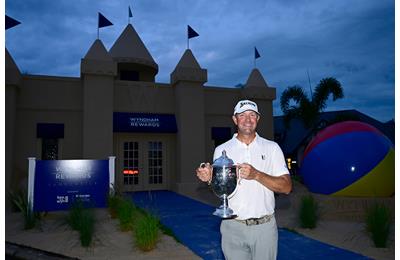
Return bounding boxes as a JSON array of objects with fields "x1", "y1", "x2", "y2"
[{"x1": 5, "y1": 23, "x2": 276, "y2": 202}]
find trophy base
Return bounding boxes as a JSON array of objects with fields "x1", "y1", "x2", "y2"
[{"x1": 213, "y1": 206, "x2": 236, "y2": 219}]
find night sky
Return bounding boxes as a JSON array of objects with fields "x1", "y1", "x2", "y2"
[{"x1": 5, "y1": 0, "x2": 394, "y2": 122}]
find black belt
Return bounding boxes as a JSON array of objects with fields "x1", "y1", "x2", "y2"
[{"x1": 234, "y1": 214, "x2": 274, "y2": 226}]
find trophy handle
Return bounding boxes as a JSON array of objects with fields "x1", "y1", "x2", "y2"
[
  {"x1": 237, "y1": 165, "x2": 242, "y2": 185},
  {"x1": 227, "y1": 165, "x2": 240, "y2": 199}
]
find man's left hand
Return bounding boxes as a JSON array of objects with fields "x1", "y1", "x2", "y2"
[{"x1": 238, "y1": 163, "x2": 258, "y2": 180}]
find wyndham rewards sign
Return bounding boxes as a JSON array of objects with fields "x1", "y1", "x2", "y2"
[
  {"x1": 113, "y1": 112, "x2": 177, "y2": 133},
  {"x1": 31, "y1": 159, "x2": 113, "y2": 211}
]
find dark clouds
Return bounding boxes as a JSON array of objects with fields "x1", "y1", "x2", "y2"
[{"x1": 5, "y1": 0, "x2": 394, "y2": 122}]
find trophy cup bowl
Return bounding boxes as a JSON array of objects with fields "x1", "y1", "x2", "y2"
[
  {"x1": 209, "y1": 150, "x2": 239, "y2": 218},
  {"x1": 210, "y1": 165, "x2": 238, "y2": 218}
]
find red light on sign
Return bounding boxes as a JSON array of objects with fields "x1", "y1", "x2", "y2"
[{"x1": 123, "y1": 169, "x2": 139, "y2": 175}]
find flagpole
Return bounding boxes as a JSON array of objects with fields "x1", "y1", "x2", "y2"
[
  {"x1": 98, "y1": 12, "x2": 113, "y2": 40},
  {"x1": 187, "y1": 25, "x2": 199, "y2": 50}
]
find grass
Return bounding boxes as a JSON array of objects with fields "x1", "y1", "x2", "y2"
[
  {"x1": 117, "y1": 197, "x2": 136, "y2": 231},
  {"x1": 9, "y1": 190, "x2": 40, "y2": 230},
  {"x1": 365, "y1": 203, "x2": 391, "y2": 248},
  {"x1": 67, "y1": 200, "x2": 95, "y2": 247},
  {"x1": 134, "y1": 212, "x2": 160, "y2": 251},
  {"x1": 299, "y1": 195, "x2": 319, "y2": 229},
  {"x1": 67, "y1": 200, "x2": 84, "y2": 230},
  {"x1": 79, "y1": 210, "x2": 95, "y2": 247},
  {"x1": 107, "y1": 193, "x2": 122, "y2": 219},
  {"x1": 107, "y1": 195, "x2": 181, "y2": 251},
  {"x1": 134, "y1": 206, "x2": 181, "y2": 243}
]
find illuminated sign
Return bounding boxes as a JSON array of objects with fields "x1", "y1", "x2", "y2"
[
  {"x1": 33, "y1": 159, "x2": 110, "y2": 211},
  {"x1": 123, "y1": 169, "x2": 139, "y2": 175},
  {"x1": 113, "y1": 112, "x2": 177, "y2": 133}
]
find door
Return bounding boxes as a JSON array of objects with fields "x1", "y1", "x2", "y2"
[
  {"x1": 120, "y1": 140, "x2": 141, "y2": 191},
  {"x1": 117, "y1": 136, "x2": 167, "y2": 192}
]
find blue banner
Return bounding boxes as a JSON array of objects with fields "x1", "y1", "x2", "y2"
[
  {"x1": 34, "y1": 160, "x2": 109, "y2": 211},
  {"x1": 113, "y1": 112, "x2": 178, "y2": 133},
  {"x1": 255, "y1": 47, "x2": 261, "y2": 59},
  {"x1": 188, "y1": 25, "x2": 199, "y2": 39},
  {"x1": 98, "y1": 12, "x2": 113, "y2": 28},
  {"x1": 5, "y1": 15, "x2": 21, "y2": 30}
]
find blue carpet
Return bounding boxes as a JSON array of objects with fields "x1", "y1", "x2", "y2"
[{"x1": 130, "y1": 190, "x2": 371, "y2": 260}]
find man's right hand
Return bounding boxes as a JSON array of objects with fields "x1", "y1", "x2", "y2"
[{"x1": 196, "y1": 162, "x2": 212, "y2": 183}]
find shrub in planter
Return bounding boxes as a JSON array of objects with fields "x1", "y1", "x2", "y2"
[
  {"x1": 365, "y1": 203, "x2": 391, "y2": 248},
  {"x1": 67, "y1": 200, "x2": 95, "y2": 247},
  {"x1": 107, "y1": 193, "x2": 122, "y2": 219},
  {"x1": 299, "y1": 195, "x2": 319, "y2": 229},
  {"x1": 9, "y1": 190, "x2": 40, "y2": 229},
  {"x1": 117, "y1": 198, "x2": 136, "y2": 231},
  {"x1": 134, "y1": 213, "x2": 160, "y2": 251},
  {"x1": 78, "y1": 210, "x2": 95, "y2": 247}
]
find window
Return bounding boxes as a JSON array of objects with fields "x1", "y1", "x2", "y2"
[
  {"x1": 148, "y1": 141, "x2": 163, "y2": 184},
  {"x1": 211, "y1": 127, "x2": 231, "y2": 147},
  {"x1": 37, "y1": 123, "x2": 64, "y2": 160},
  {"x1": 120, "y1": 70, "x2": 139, "y2": 81},
  {"x1": 42, "y1": 138, "x2": 58, "y2": 160},
  {"x1": 123, "y1": 141, "x2": 139, "y2": 185}
]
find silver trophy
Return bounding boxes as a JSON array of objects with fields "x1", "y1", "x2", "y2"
[{"x1": 209, "y1": 150, "x2": 239, "y2": 218}]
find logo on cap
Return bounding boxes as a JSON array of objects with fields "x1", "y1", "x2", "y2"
[
  {"x1": 240, "y1": 101, "x2": 256, "y2": 108},
  {"x1": 234, "y1": 99, "x2": 260, "y2": 115}
]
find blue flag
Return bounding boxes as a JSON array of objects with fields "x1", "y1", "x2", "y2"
[
  {"x1": 98, "y1": 12, "x2": 113, "y2": 28},
  {"x1": 188, "y1": 25, "x2": 199, "y2": 39},
  {"x1": 129, "y1": 6, "x2": 133, "y2": 18},
  {"x1": 255, "y1": 47, "x2": 261, "y2": 59},
  {"x1": 6, "y1": 15, "x2": 21, "y2": 30}
]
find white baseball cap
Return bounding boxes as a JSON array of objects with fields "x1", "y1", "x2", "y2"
[{"x1": 233, "y1": 100, "x2": 260, "y2": 115}]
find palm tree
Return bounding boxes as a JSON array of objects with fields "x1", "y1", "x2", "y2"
[{"x1": 280, "y1": 77, "x2": 344, "y2": 129}]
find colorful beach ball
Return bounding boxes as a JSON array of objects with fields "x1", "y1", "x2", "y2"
[{"x1": 300, "y1": 121, "x2": 394, "y2": 197}]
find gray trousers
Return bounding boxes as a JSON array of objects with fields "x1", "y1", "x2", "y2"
[{"x1": 220, "y1": 216, "x2": 278, "y2": 260}]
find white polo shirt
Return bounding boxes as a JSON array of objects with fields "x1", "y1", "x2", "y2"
[{"x1": 213, "y1": 133, "x2": 289, "y2": 220}]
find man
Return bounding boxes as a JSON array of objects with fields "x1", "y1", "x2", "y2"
[{"x1": 196, "y1": 99, "x2": 292, "y2": 260}]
